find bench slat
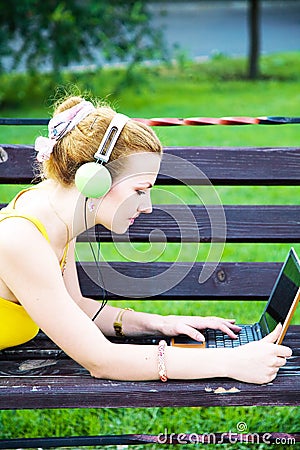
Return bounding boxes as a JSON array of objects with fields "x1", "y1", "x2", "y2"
[
  {"x1": 2, "y1": 203, "x2": 298, "y2": 243},
  {"x1": 0, "y1": 145, "x2": 36, "y2": 184},
  {"x1": 79, "y1": 205, "x2": 300, "y2": 243},
  {"x1": 162, "y1": 147, "x2": 300, "y2": 185},
  {"x1": 1, "y1": 326, "x2": 299, "y2": 361},
  {"x1": 0, "y1": 374, "x2": 299, "y2": 409},
  {"x1": 1, "y1": 145, "x2": 300, "y2": 185},
  {"x1": 77, "y1": 261, "x2": 282, "y2": 300}
]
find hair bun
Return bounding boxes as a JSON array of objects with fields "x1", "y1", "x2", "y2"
[{"x1": 54, "y1": 96, "x2": 85, "y2": 116}]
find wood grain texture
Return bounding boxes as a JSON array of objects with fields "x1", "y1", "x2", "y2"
[
  {"x1": 1, "y1": 204, "x2": 299, "y2": 243},
  {"x1": 0, "y1": 328, "x2": 299, "y2": 409},
  {"x1": 77, "y1": 261, "x2": 282, "y2": 300},
  {"x1": 1, "y1": 145, "x2": 300, "y2": 185}
]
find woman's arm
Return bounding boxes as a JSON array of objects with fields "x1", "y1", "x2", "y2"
[
  {"x1": 62, "y1": 239, "x2": 119, "y2": 334},
  {"x1": 63, "y1": 241, "x2": 241, "y2": 340},
  {"x1": 4, "y1": 223, "x2": 288, "y2": 383},
  {"x1": 62, "y1": 239, "x2": 158, "y2": 336},
  {"x1": 0, "y1": 219, "x2": 291, "y2": 383},
  {"x1": 84, "y1": 323, "x2": 292, "y2": 384}
]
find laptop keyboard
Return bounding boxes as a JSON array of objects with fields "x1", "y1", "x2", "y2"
[{"x1": 205, "y1": 325, "x2": 257, "y2": 348}]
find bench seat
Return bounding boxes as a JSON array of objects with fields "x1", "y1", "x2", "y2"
[{"x1": 0, "y1": 327, "x2": 299, "y2": 410}]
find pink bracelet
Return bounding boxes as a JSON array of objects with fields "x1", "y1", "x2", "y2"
[{"x1": 158, "y1": 340, "x2": 168, "y2": 382}]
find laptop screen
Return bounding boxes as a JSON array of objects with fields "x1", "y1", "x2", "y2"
[{"x1": 259, "y1": 249, "x2": 300, "y2": 334}]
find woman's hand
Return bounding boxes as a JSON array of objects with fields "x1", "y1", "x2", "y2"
[
  {"x1": 227, "y1": 324, "x2": 292, "y2": 384},
  {"x1": 158, "y1": 315, "x2": 242, "y2": 341}
]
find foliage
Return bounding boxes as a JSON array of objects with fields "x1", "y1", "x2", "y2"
[
  {"x1": 1, "y1": 51, "x2": 300, "y2": 110},
  {"x1": 0, "y1": 0, "x2": 165, "y2": 75}
]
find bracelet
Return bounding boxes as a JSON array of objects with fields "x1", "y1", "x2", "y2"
[
  {"x1": 113, "y1": 308, "x2": 133, "y2": 337},
  {"x1": 158, "y1": 340, "x2": 168, "y2": 382}
]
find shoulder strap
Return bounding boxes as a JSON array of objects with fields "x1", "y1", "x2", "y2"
[
  {"x1": 11, "y1": 186, "x2": 37, "y2": 208},
  {"x1": 1, "y1": 187, "x2": 68, "y2": 270},
  {"x1": 0, "y1": 212, "x2": 50, "y2": 243},
  {"x1": 0, "y1": 187, "x2": 50, "y2": 241}
]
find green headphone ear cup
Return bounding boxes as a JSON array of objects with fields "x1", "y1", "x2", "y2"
[{"x1": 75, "y1": 162, "x2": 112, "y2": 198}]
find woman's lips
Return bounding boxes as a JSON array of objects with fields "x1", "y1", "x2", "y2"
[{"x1": 129, "y1": 215, "x2": 139, "y2": 225}]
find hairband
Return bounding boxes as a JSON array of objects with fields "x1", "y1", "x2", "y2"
[{"x1": 35, "y1": 100, "x2": 96, "y2": 162}]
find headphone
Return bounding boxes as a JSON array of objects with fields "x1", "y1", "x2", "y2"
[{"x1": 75, "y1": 113, "x2": 129, "y2": 198}]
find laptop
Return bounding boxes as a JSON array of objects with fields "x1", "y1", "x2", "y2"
[{"x1": 171, "y1": 248, "x2": 300, "y2": 349}]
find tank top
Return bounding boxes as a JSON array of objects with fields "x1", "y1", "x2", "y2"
[{"x1": 0, "y1": 188, "x2": 68, "y2": 350}]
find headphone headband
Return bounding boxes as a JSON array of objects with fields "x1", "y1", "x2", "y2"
[{"x1": 94, "y1": 113, "x2": 129, "y2": 164}]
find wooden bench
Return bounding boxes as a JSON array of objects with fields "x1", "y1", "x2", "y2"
[{"x1": 0, "y1": 140, "x2": 299, "y2": 448}]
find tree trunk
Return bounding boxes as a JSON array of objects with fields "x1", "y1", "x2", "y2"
[{"x1": 248, "y1": 0, "x2": 260, "y2": 79}]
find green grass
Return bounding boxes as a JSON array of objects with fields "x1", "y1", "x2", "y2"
[
  {"x1": 0, "y1": 406, "x2": 299, "y2": 449},
  {"x1": 0, "y1": 53, "x2": 300, "y2": 448},
  {"x1": 1, "y1": 52, "x2": 300, "y2": 148}
]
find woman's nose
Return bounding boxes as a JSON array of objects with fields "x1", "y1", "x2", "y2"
[{"x1": 138, "y1": 195, "x2": 152, "y2": 214}]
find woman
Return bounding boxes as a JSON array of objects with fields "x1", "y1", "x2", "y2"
[{"x1": 0, "y1": 95, "x2": 291, "y2": 384}]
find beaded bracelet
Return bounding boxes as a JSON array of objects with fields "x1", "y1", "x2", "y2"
[{"x1": 158, "y1": 340, "x2": 168, "y2": 382}]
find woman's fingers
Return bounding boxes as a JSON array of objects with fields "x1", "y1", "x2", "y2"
[
  {"x1": 209, "y1": 318, "x2": 242, "y2": 338},
  {"x1": 262, "y1": 323, "x2": 282, "y2": 343},
  {"x1": 274, "y1": 356, "x2": 287, "y2": 368},
  {"x1": 229, "y1": 339, "x2": 293, "y2": 384},
  {"x1": 188, "y1": 317, "x2": 242, "y2": 339},
  {"x1": 176, "y1": 323, "x2": 205, "y2": 342},
  {"x1": 218, "y1": 323, "x2": 242, "y2": 338},
  {"x1": 275, "y1": 345, "x2": 293, "y2": 360},
  {"x1": 261, "y1": 324, "x2": 292, "y2": 358}
]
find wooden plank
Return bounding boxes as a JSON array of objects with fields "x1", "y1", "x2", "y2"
[
  {"x1": 1, "y1": 203, "x2": 299, "y2": 243},
  {"x1": 2, "y1": 326, "x2": 298, "y2": 359},
  {"x1": 0, "y1": 333, "x2": 166, "y2": 361},
  {"x1": 0, "y1": 329, "x2": 298, "y2": 409},
  {"x1": 0, "y1": 326, "x2": 298, "y2": 366},
  {"x1": 162, "y1": 146, "x2": 300, "y2": 185},
  {"x1": 76, "y1": 261, "x2": 282, "y2": 300},
  {"x1": 1, "y1": 145, "x2": 300, "y2": 185},
  {"x1": 0, "y1": 145, "x2": 37, "y2": 184},
  {"x1": 0, "y1": 370, "x2": 299, "y2": 409},
  {"x1": 77, "y1": 205, "x2": 300, "y2": 243},
  {"x1": 1, "y1": 354, "x2": 299, "y2": 378}
]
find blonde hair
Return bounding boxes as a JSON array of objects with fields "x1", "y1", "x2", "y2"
[{"x1": 40, "y1": 96, "x2": 162, "y2": 185}]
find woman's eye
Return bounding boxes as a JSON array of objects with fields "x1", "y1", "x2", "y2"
[{"x1": 137, "y1": 190, "x2": 146, "y2": 196}]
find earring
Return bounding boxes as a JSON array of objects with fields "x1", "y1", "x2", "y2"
[{"x1": 87, "y1": 198, "x2": 95, "y2": 213}]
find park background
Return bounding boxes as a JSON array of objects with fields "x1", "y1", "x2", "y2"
[{"x1": 0, "y1": 1, "x2": 299, "y2": 448}]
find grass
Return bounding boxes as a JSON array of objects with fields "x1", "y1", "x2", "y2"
[{"x1": 0, "y1": 52, "x2": 300, "y2": 448}]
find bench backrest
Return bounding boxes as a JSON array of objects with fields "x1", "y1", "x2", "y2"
[{"x1": 1, "y1": 143, "x2": 300, "y2": 303}]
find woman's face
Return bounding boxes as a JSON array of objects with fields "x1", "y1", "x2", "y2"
[{"x1": 95, "y1": 152, "x2": 161, "y2": 234}]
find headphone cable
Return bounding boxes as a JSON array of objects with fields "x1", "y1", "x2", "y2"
[
  {"x1": 53, "y1": 199, "x2": 108, "y2": 361},
  {"x1": 84, "y1": 197, "x2": 108, "y2": 322}
]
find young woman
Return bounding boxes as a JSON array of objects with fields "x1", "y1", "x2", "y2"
[{"x1": 0, "y1": 96, "x2": 291, "y2": 384}]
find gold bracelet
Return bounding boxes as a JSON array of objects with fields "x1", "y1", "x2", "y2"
[{"x1": 113, "y1": 308, "x2": 133, "y2": 337}]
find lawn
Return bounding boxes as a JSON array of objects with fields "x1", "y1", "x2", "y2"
[{"x1": 0, "y1": 53, "x2": 299, "y2": 448}]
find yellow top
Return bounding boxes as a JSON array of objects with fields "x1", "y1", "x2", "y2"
[{"x1": 0, "y1": 188, "x2": 68, "y2": 350}]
